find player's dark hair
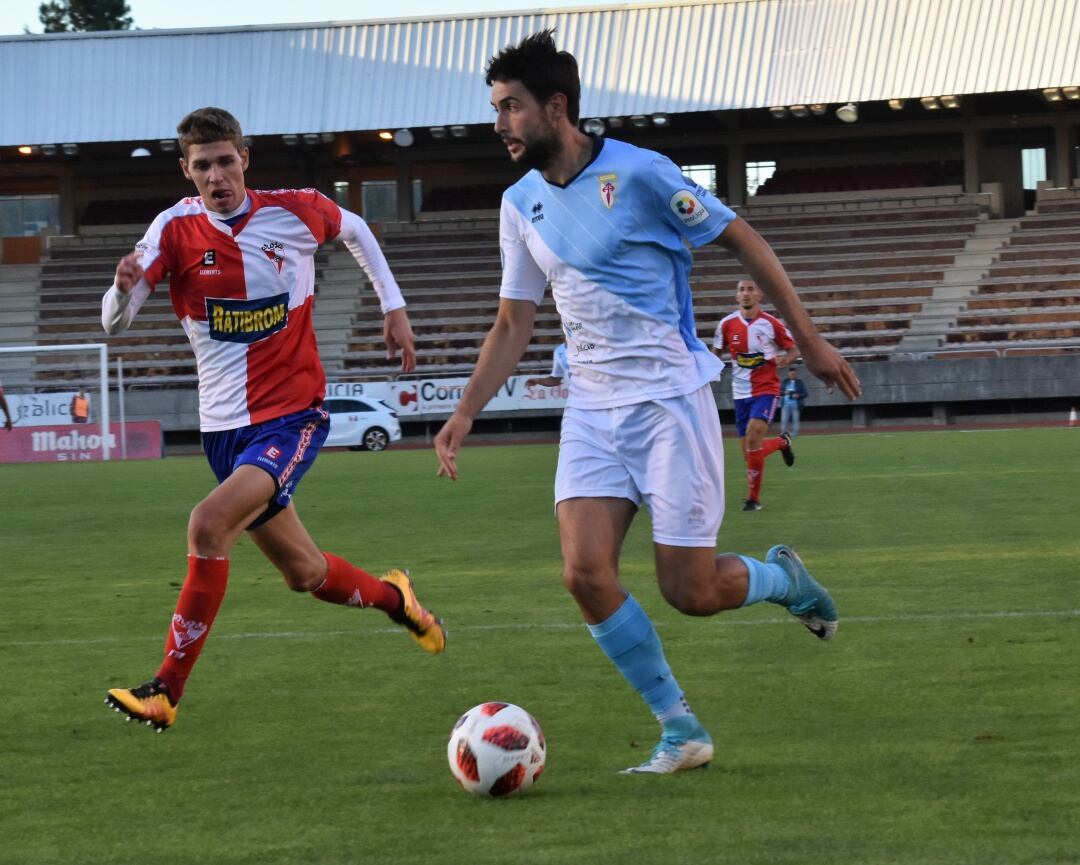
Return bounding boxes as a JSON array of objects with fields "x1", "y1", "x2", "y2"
[
  {"x1": 176, "y1": 107, "x2": 245, "y2": 157},
  {"x1": 485, "y1": 29, "x2": 581, "y2": 124}
]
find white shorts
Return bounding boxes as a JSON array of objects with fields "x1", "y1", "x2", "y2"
[{"x1": 554, "y1": 385, "x2": 725, "y2": 547}]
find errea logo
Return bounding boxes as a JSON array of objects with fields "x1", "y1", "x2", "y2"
[
  {"x1": 670, "y1": 190, "x2": 710, "y2": 228},
  {"x1": 531, "y1": 202, "x2": 544, "y2": 223}
]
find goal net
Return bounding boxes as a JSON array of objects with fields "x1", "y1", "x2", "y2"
[{"x1": 0, "y1": 343, "x2": 113, "y2": 461}]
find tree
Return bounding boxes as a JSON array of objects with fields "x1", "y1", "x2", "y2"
[{"x1": 37, "y1": 0, "x2": 133, "y2": 32}]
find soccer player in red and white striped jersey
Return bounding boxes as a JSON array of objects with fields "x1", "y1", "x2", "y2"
[
  {"x1": 714, "y1": 279, "x2": 798, "y2": 511},
  {"x1": 101, "y1": 108, "x2": 445, "y2": 731}
]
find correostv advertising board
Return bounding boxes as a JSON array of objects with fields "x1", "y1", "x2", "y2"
[{"x1": 326, "y1": 376, "x2": 567, "y2": 416}]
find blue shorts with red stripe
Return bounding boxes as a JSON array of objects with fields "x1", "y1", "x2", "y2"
[
  {"x1": 733, "y1": 394, "x2": 779, "y2": 438},
  {"x1": 201, "y1": 406, "x2": 330, "y2": 529}
]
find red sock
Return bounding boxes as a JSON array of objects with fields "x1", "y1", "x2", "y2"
[
  {"x1": 760, "y1": 436, "x2": 786, "y2": 459},
  {"x1": 313, "y1": 553, "x2": 401, "y2": 613},
  {"x1": 156, "y1": 555, "x2": 229, "y2": 703},
  {"x1": 746, "y1": 449, "x2": 765, "y2": 502}
]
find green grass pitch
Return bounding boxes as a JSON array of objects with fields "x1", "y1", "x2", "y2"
[{"x1": 0, "y1": 428, "x2": 1077, "y2": 865}]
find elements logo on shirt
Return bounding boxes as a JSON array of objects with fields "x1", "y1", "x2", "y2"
[
  {"x1": 670, "y1": 190, "x2": 710, "y2": 228},
  {"x1": 206, "y1": 293, "x2": 289, "y2": 344}
]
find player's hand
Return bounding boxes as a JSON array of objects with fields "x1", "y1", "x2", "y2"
[
  {"x1": 434, "y1": 414, "x2": 473, "y2": 481},
  {"x1": 525, "y1": 378, "x2": 540, "y2": 388},
  {"x1": 801, "y1": 338, "x2": 861, "y2": 400},
  {"x1": 3, "y1": 418, "x2": 12, "y2": 432},
  {"x1": 114, "y1": 252, "x2": 144, "y2": 294},
  {"x1": 384, "y1": 308, "x2": 416, "y2": 373}
]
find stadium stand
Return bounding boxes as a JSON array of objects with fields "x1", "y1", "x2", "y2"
[
  {"x1": 942, "y1": 195, "x2": 1080, "y2": 357},
  {"x1": 17, "y1": 192, "x2": 1080, "y2": 389},
  {"x1": 342, "y1": 199, "x2": 988, "y2": 376},
  {"x1": 754, "y1": 161, "x2": 965, "y2": 196}
]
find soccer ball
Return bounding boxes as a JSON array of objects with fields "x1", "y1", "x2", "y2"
[{"x1": 447, "y1": 702, "x2": 546, "y2": 797}]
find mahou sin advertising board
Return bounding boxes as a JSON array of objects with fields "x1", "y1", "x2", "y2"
[{"x1": 0, "y1": 422, "x2": 162, "y2": 463}]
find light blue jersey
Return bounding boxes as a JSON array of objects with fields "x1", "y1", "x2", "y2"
[
  {"x1": 499, "y1": 137, "x2": 735, "y2": 409},
  {"x1": 550, "y1": 343, "x2": 569, "y2": 379}
]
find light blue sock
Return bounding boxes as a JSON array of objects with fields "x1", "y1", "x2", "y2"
[
  {"x1": 739, "y1": 555, "x2": 791, "y2": 607},
  {"x1": 587, "y1": 594, "x2": 684, "y2": 719}
]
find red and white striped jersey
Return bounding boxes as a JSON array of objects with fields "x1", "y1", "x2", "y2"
[
  {"x1": 104, "y1": 188, "x2": 401, "y2": 432},
  {"x1": 713, "y1": 310, "x2": 795, "y2": 399}
]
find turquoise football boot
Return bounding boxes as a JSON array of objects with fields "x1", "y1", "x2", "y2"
[{"x1": 767, "y1": 545, "x2": 839, "y2": 640}]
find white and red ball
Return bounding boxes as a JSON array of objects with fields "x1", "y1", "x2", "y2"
[{"x1": 447, "y1": 702, "x2": 546, "y2": 797}]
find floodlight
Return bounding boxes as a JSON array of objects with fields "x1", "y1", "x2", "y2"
[
  {"x1": 392, "y1": 129, "x2": 415, "y2": 147},
  {"x1": 789, "y1": 104, "x2": 809, "y2": 118},
  {"x1": 887, "y1": 99, "x2": 906, "y2": 110},
  {"x1": 650, "y1": 113, "x2": 669, "y2": 127},
  {"x1": 429, "y1": 126, "x2": 448, "y2": 139},
  {"x1": 1042, "y1": 88, "x2": 1063, "y2": 102},
  {"x1": 582, "y1": 118, "x2": 606, "y2": 135},
  {"x1": 130, "y1": 147, "x2": 151, "y2": 157},
  {"x1": 835, "y1": 102, "x2": 858, "y2": 123},
  {"x1": 629, "y1": 115, "x2": 649, "y2": 127},
  {"x1": 1063, "y1": 86, "x2": 1080, "y2": 100},
  {"x1": 920, "y1": 96, "x2": 941, "y2": 110},
  {"x1": 939, "y1": 94, "x2": 961, "y2": 109},
  {"x1": 450, "y1": 125, "x2": 468, "y2": 138},
  {"x1": 809, "y1": 104, "x2": 828, "y2": 115}
]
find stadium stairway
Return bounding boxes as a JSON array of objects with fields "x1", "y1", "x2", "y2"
[
  {"x1": 895, "y1": 217, "x2": 1021, "y2": 355},
  {"x1": 940, "y1": 194, "x2": 1080, "y2": 357}
]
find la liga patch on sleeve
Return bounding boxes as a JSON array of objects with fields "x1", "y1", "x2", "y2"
[{"x1": 670, "y1": 190, "x2": 710, "y2": 228}]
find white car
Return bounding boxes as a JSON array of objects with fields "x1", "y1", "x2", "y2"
[{"x1": 322, "y1": 396, "x2": 402, "y2": 452}]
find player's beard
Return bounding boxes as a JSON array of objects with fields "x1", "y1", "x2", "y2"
[{"x1": 516, "y1": 122, "x2": 562, "y2": 172}]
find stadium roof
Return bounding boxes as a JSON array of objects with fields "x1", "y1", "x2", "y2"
[{"x1": 1, "y1": 0, "x2": 1078, "y2": 146}]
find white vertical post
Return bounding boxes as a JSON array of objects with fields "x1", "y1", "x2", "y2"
[
  {"x1": 117, "y1": 356, "x2": 127, "y2": 460},
  {"x1": 99, "y1": 344, "x2": 110, "y2": 461}
]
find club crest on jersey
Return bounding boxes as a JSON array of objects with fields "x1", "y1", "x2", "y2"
[
  {"x1": 599, "y1": 174, "x2": 617, "y2": 209},
  {"x1": 670, "y1": 190, "x2": 710, "y2": 227},
  {"x1": 206, "y1": 293, "x2": 289, "y2": 344},
  {"x1": 262, "y1": 241, "x2": 285, "y2": 274}
]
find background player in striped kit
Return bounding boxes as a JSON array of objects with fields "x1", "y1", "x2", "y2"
[
  {"x1": 101, "y1": 108, "x2": 445, "y2": 732},
  {"x1": 434, "y1": 31, "x2": 860, "y2": 774},
  {"x1": 714, "y1": 279, "x2": 799, "y2": 511}
]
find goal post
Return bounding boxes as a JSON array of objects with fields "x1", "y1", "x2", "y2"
[{"x1": 0, "y1": 343, "x2": 111, "y2": 460}]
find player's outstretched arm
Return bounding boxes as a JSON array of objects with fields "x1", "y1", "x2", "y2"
[
  {"x1": 102, "y1": 252, "x2": 151, "y2": 335},
  {"x1": 525, "y1": 375, "x2": 562, "y2": 388},
  {"x1": 715, "y1": 218, "x2": 861, "y2": 400},
  {"x1": 384, "y1": 308, "x2": 416, "y2": 373},
  {"x1": 435, "y1": 298, "x2": 536, "y2": 480}
]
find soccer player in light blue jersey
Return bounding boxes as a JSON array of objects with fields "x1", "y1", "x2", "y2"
[{"x1": 435, "y1": 31, "x2": 862, "y2": 774}]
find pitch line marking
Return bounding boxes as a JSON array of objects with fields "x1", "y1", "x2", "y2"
[{"x1": 2, "y1": 609, "x2": 1078, "y2": 648}]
